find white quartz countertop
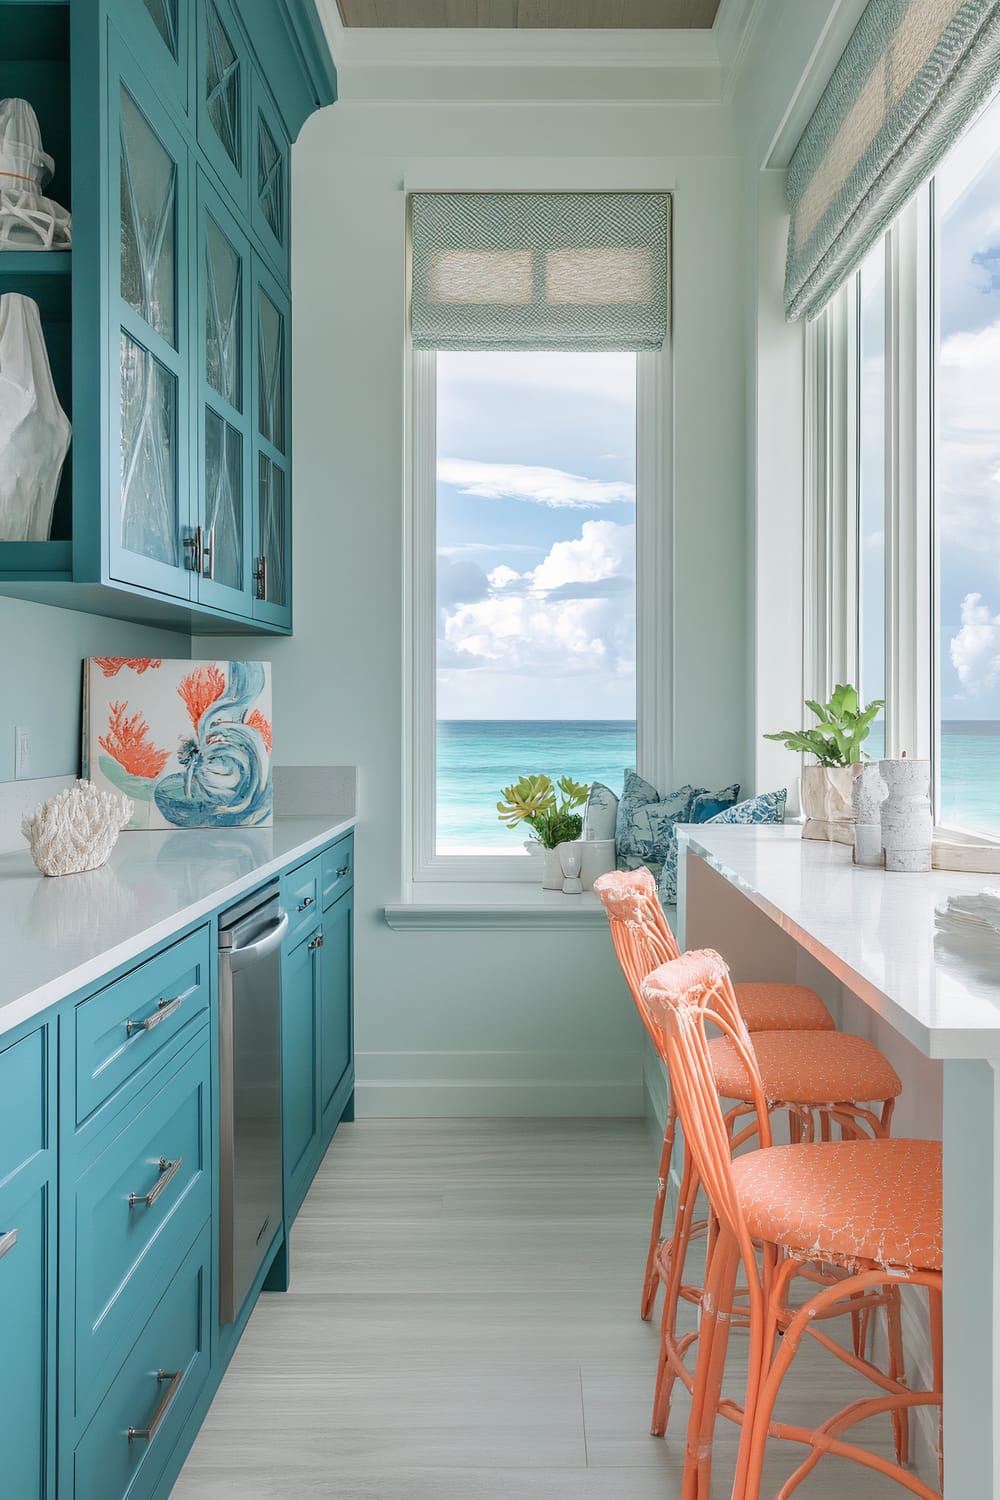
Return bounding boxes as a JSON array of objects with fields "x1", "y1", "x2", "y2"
[
  {"x1": 680, "y1": 823, "x2": 1000, "y2": 1060},
  {"x1": 0, "y1": 814, "x2": 356, "y2": 1038}
]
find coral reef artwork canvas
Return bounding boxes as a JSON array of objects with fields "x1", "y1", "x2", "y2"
[{"x1": 83, "y1": 657, "x2": 273, "y2": 830}]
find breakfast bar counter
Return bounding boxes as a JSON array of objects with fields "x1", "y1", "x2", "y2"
[{"x1": 677, "y1": 824, "x2": 1000, "y2": 1498}]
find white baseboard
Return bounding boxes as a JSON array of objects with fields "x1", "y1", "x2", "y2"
[{"x1": 356, "y1": 1047, "x2": 644, "y2": 1118}]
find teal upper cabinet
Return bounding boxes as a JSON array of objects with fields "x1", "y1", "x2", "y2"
[{"x1": 0, "y1": 0, "x2": 336, "y2": 635}]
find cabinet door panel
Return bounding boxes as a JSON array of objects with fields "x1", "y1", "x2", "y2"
[
  {"x1": 108, "y1": 44, "x2": 194, "y2": 600},
  {"x1": 196, "y1": 177, "x2": 253, "y2": 614},
  {"x1": 109, "y1": 0, "x2": 190, "y2": 109},
  {"x1": 282, "y1": 931, "x2": 320, "y2": 1222},
  {"x1": 197, "y1": 0, "x2": 248, "y2": 209},
  {"x1": 251, "y1": 258, "x2": 291, "y2": 630},
  {"x1": 251, "y1": 79, "x2": 289, "y2": 276},
  {"x1": 0, "y1": 1176, "x2": 54, "y2": 1500},
  {"x1": 320, "y1": 890, "x2": 353, "y2": 1142}
]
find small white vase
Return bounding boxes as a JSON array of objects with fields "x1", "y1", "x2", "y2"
[
  {"x1": 541, "y1": 847, "x2": 563, "y2": 890},
  {"x1": 852, "y1": 763, "x2": 886, "y2": 867},
  {"x1": 558, "y1": 840, "x2": 584, "y2": 894},
  {"x1": 580, "y1": 838, "x2": 616, "y2": 891},
  {"x1": 880, "y1": 759, "x2": 932, "y2": 873}
]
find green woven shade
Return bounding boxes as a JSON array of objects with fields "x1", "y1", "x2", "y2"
[
  {"x1": 785, "y1": 0, "x2": 1000, "y2": 322},
  {"x1": 410, "y1": 192, "x2": 670, "y2": 352}
]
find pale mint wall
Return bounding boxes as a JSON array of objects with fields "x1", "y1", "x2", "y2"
[
  {"x1": 196, "y1": 97, "x2": 746, "y2": 1118},
  {"x1": 0, "y1": 596, "x2": 189, "y2": 782}
]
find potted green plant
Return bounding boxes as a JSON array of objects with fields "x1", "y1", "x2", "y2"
[
  {"x1": 764, "y1": 683, "x2": 884, "y2": 843},
  {"x1": 497, "y1": 773, "x2": 590, "y2": 887}
]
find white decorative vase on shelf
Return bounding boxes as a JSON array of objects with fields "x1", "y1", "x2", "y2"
[
  {"x1": 0, "y1": 293, "x2": 72, "y2": 539},
  {"x1": 0, "y1": 97, "x2": 72, "y2": 250},
  {"x1": 880, "y1": 758, "x2": 932, "y2": 873},
  {"x1": 852, "y1": 763, "x2": 887, "y2": 867},
  {"x1": 580, "y1": 838, "x2": 616, "y2": 891},
  {"x1": 558, "y1": 840, "x2": 584, "y2": 894},
  {"x1": 541, "y1": 847, "x2": 563, "y2": 890},
  {"x1": 800, "y1": 764, "x2": 862, "y2": 844}
]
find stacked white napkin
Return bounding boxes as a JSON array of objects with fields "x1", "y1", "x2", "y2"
[{"x1": 934, "y1": 888, "x2": 1000, "y2": 939}]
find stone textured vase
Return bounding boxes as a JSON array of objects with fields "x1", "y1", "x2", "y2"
[
  {"x1": 852, "y1": 762, "x2": 887, "y2": 867},
  {"x1": 0, "y1": 293, "x2": 72, "y2": 539},
  {"x1": 800, "y1": 764, "x2": 862, "y2": 844},
  {"x1": 880, "y1": 759, "x2": 932, "y2": 873}
]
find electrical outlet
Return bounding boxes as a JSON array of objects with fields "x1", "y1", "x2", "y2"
[{"x1": 14, "y1": 725, "x2": 30, "y2": 780}]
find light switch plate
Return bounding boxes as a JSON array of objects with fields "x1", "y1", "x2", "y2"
[{"x1": 14, "y1": 725, "x2": 30, "y2": 780}]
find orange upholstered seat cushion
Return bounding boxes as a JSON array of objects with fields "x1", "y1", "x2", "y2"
[
  {"x1": 709, "y1": 1030, "x2": 902, "y2": 1105},
  {"x1": 733, "y1": 982, "x2": 835, "y2": 1032},
  {"x1": 730, "y1": 1138, "x2": 942, "y2": 1270}
]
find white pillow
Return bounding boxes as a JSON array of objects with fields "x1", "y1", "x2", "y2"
[{"x1": 583, "y1": 781, "x2": 619, "y2": 841}]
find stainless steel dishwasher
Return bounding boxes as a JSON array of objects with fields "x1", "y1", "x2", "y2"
[{"x1": 218, "y1": 883, "x2": 288, "y2": 1324}]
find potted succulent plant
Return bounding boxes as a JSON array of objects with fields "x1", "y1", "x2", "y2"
[
  {"x1": 764, "y1": 683, "x2": 884, "y2": 843},
  {"x1": 497, "y1": 773, "x2": 590, "y2": 888}
]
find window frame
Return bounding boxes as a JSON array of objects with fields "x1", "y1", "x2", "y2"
[
  {"x1": 402, "y1": 342, "x2": 672, "y2": 886},
  {"x1": 807, "y1": 172, "x2": 1000, "y2": 841}
]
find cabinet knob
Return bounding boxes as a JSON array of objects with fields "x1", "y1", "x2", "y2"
[
  {"x1": 297, "y1": 896, "x2": 315, "y2": 912},
  {"x1": 337, "y1": 864, "x2": 351, "y2": 879},
  {"x1": 308, "y1": 931, "x2": 324, "y2": 950}
]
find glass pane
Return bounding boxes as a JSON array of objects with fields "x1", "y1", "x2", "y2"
[
  {"x1": 257, "y1": 112, "x2": 284, "y2": 244},
  {"x1": 143, "y1": 0, "x2": 178, "y2": 58},
  {"x1": 206, "y1": 214, "x2": 242, "y2": 409},
  {"x1": 206, "y1": 1, "x2": 241, "y2": 173},
  {"x1": 859, "y1": 242, "x2": 886, "y2": 760},
  {"x1": 120, "y1": 332, "x2": 178, "y2": 566},
  {"x1": 435, "y1": 351, "x2": 637, "y2": 853},
  {"x1": 936, "y1": 89, "x2": 1000, "y2": 834},
  {"x1": 205, "y1": 409, "x2": 243, "y2": 591},
  {"x1": 120, "y1": 88, "x2": 176, "y2": 344},
  {"x1": 257, "y1": 289, "x2": 285, "y2": 451},
  {"x1": 258, "y1": 455, "x2": 286, "y2": 606}
]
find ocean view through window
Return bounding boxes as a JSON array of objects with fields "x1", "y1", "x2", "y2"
[{"x1": 435, "y1": 351, "x2": 637, "y2": 853}]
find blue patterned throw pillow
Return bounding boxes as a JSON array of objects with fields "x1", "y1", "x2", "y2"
[
  {"x1": 615, "y1": 770, "x2": 695, "y2": 877},
  {"x1": 584, "y1": 781, "x2": 620, "y2": 841},
  {"x1": 656, "y1": 783, "x2": 741, "y2": 906},
  {"x1": 705, "y1": 788, "x2": 787, "y2": 825}
]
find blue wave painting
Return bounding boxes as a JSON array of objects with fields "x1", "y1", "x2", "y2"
[{"x1": 153, "y1": 662, "x2": 273, "y2": 828}]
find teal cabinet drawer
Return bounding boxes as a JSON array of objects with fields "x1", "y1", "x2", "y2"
[
  {"x1": 73, "y1": 1035, "x2": 211, "y2": 1414},
  {"x1": 321, "y1": 834, "x2": 354, "y2": 910},
  {"x1": 0, "y1": 1027, "x2": 47, "y2": 1185},
  {"x1": 0, "y1": 1171, "x2": 55, "y2": 1500},
  {"x1": 282, "y1": 856, "x2": 321, "y2": 947},
  {"x1": 74, "y1": 1223, "x2": 211, "y2": 1500},
  {"x1": 74, "y1": 928, "x2": 211, "y2": 1125}
]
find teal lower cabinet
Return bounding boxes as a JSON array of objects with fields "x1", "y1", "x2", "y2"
[
  {"x1": 0, "y1": 829, "x2": 354, "y2": 1496},
  {"x1": 0, "y1": 1025, "x2": 58, "y2": 1500}
]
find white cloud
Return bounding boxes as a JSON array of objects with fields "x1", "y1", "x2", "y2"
[
  {"x1": 531, "y1": 519, "x2": 632, "y2": 590},
  {"x1": 438, "y1": 457, "x2": 635, "y2": 509},
  {"x1": 488, "y1": 564, "x2": 521, "y2": 589},
  {"x1": 950, "y1": 592, "x2": 1000, "y2": 693}
]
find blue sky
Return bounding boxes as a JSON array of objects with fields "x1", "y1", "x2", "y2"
[{"x1": 435, "y1": 350, "x2": 637, "y2": 720}]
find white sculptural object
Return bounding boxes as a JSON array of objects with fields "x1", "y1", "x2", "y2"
[
  {"x1": 558, "y1": 840, "x2": 585, "y2": 894},
  {"x1": 22, "y1": 780, "x2": 133, "y2": 877},
  {"x1": 0, "y1": 293, "x2": 72, "y2": 539},
  {"x1": 852, "y1": 762, "x2": 887, "y2": 867},
  {"x1": 0, "y1": 98, "x2": 72, "y2": 250},
  {"x1": 880, "y1": 758, "x2": 933, "y2": 873}
]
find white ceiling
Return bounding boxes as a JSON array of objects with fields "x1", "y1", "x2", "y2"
[{"x1": 335, "y1": 1, "x2": 721, "y2": 28}]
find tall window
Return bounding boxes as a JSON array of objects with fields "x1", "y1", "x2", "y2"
[
  {"x1": 435, "y1": 352, "x2": 637, "y2": 853},
  {"x1": 935, "y1": 90, "x2": 1000, "y2": 835},
  {"x1": 815, "y1": 86, "x2": 1000, "y2": 837}
]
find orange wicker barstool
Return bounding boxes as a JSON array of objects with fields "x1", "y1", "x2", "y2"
[{"x1": 642, "y1": 948, "x2": 942, "y2": 1500}]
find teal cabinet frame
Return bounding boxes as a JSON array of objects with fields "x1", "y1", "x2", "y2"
[
  {"x1": 251, "y1": 255, "x2": 293, "y2": 631},
  {"x1": 108, "y1": 0, "x2": 191, "y2": 111},
  {"x1": 196, "y1": 0, "x2": 250, "y2": 216}
]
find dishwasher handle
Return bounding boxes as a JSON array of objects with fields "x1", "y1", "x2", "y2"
[{"x1": 223, "y1": 911, "x2": 289, "y2": 974}]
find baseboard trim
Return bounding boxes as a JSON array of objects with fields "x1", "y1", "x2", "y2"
[{"x1": 356, "y1": 1079, "x2": 644, "y2": 1118}]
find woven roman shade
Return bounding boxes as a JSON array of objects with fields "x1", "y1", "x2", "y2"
[
  {"x1": 409, "y1": 192, "x2": 670, "y2": 351},
  {"x1": 785, "y1": 0, "x2": 1000, "y2": 322}
]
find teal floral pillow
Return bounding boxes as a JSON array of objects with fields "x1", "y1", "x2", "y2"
[
  {"x1": 615, "y1": 771, "x2": 695, "y2": 877},
  {"x1": 656, "y1": 782, "x2": 741, "y2": 906},
  {"x1": 706, "y1": 788, "x2": 787, "y2": 825}
]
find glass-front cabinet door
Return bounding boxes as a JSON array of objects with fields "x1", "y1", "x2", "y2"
[
  {"x1": 109, "y1": 47, "x2": 194, "y2": 599},
  {"x1": 197, "y1": 177, "x2": 253, "y2": 614},
  {"x1": 197, "y1": 0, "x2": 248, "y2": 209},
  {"x1": 251, "y1": 77, "x2": 288, "y2": 276},
  {"x1": 252, "y1": 257, "x2": 291, "y2": 629},
  {"x1": 109, "y1": 0, "x2": 190, "y2": 110}
]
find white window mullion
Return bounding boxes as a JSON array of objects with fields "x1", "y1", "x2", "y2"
[{"x1": 635, "y1": 346, "x2": 673, "y2": 793}]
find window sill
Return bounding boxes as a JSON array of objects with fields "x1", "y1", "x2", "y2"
[{"x1": 383, "y1": 882, "x2": 611, "y2": 930}]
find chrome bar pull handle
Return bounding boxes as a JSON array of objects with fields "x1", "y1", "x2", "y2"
[
  {"x1": 307, "y1": 931, "x2": 324, "y2": 950},
  {"x1": 254, "y1": 553, "x2": 268, "y2": 600},
  {"x1": 126, "y1": 995, "x2": 182, "y2": 1038},
  {"x1": 297, "y1": 895, "x2": 314, "y2": 912},
  {"x1": 184, "y1": 526, "x2": 204, "y2": 574},
  {"x1": 0, "y1": 1228, "x2": 17, "y2": 1264},
  {"x1": 336, "y1": 864, "x2": 351, "y2": 879},
  {"x1": 128, "y1": 1369, "x2": 183, "y2": 1444},
  {"x1": 129, "y1": 1155, "x2": 183, "y2": 1210},
  {"x1": 202, "y1": 524, "x2": 215, "y2": 580}
]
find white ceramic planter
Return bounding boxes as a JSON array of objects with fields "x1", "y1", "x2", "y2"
[
  {"x1": 852, "y1": 763, "x2": 887, "y2": 867},
  {"x1": 880, "y1": 758, "x2": 932, "y2": 872},
  {"x1": 800, "y1": 764, "x2": 862, "y2": 844},
  {"x1": 580, "y1": 838, "x2": 617, "y2": 891},
  {"x1": 541, "y1": 847, "x2": 563, "y2": 890}
]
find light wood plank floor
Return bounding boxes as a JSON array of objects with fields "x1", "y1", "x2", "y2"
[{"x1": 173, "y1": 1119, "x2": 935, "y2": 1499}]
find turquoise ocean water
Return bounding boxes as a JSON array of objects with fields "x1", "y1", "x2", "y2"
[{"x1": 436, "y1": 718, "x2": 1000, "y2": 850}]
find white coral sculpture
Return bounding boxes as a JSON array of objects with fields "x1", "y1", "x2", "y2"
[{"x1": 21, "y1": 780, "x2": 133, "y2": 877}]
